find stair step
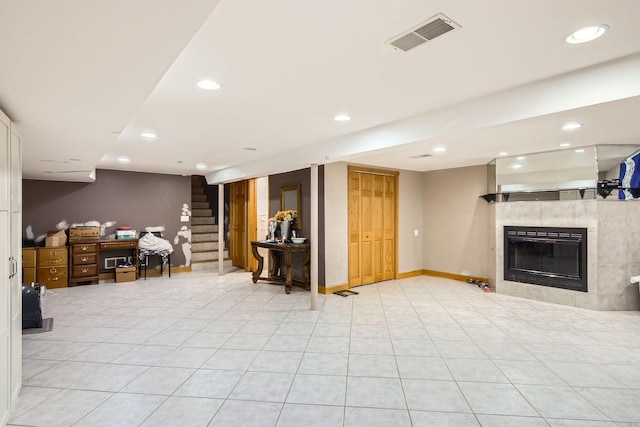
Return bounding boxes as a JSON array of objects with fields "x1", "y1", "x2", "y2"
[
  {"x1": 192, "y1": 250, "x2": 229, "y2": 262},
  {"x1": 192, "y1": 201, "x2": 210, "y2": 209},
  {"x1": 192, "y1": 241, "x2": 219, "y2": 251},
  {"x1": 192, "y1": 224, "x2": 218, "y2": 233},
  {"x1": 193, "y1": 208, "x2": 213, "y2": 217},
  {"x1": 192, "y1": 217, "x2": 216, "y2": 225},
  {"x1": 192, "y1": 232, "x2": 218, "y2": 242},
  {"x1": 191, "y1": 259, "x2": 233, "y2": 271},
  {"x1": 192, "y1": 194, "x2": 207, "y2": 202}
]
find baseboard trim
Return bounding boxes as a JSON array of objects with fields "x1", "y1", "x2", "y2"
[
  {"x1": 422, "y1": 269, "x2": 489, "y2": 284},
  {"x1": 319, "y1": 283, "x2": 350, "y2": 295},
  {"x1": 397, "y1": 270, "x2": 424, "y2": 279},
  {"x1": 99, "y1": 265, "x2": 192, "y2": 281}
]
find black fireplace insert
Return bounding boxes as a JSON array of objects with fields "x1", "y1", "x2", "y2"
[{"x1": 504, "y1": 226, "x2": 587, "y2": 292}]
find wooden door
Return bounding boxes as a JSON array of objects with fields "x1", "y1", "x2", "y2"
[
  {"x1": 348, "y1": 167, "x2": 397, "y2": 288},
  {"x1": 230, "y1": 180, "x2": 247, "y2": 268},
  {"x1": 382, "y1": 175, "x2": 396, "y2": 280},
  {"x1": 246, "y1": 178, "x2": 258, "y2": 272}
]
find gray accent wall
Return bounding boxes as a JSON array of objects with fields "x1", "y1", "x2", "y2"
[
  {"x1": 23, "y1": 169, "x2": 191, "y2": 267},
  {"x1": 268, "y1": 167, "x2": 325, "y2": 285}
]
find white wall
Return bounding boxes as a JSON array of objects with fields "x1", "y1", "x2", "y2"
[
  {"x1": 323, "y1": 162, "x2": 349, "y2": 286},
  {"x1": 255, "y1": 177, "x2": 270, "y2": 264},
  {"x1": 398, "y1": 170, "x2": 424, "y2": 274},
  {"x1": 256, "y1": 176, "x2": 269, "y2": 240},
  {"x1": 422, "y1": 165, "x2": 490, "y2": 278}
]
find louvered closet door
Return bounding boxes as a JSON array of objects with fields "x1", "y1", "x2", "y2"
[
  {"x1": 348, "y1": 171, "x2": 362, "y2": 286},
  {"x1": 348, "y1": 167, "x2": 397, "y2": 288},
  {"x1": 382, "y1": 175, "x2": 396, "y2": 280}
]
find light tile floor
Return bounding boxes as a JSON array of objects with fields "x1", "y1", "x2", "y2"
[{"x1": 9, "y1": 270, "x2": 640, "y2": 426}]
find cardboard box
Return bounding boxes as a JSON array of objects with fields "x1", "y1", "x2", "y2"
[
  {"x1": 115, "y1": 266, "x2": 136, "y2": 283},
  {"x1": 45, "y1": 230, "x2": 67, "y2": 247},
  {"x1": 69, "y1": 226, "x2": 101, "y2": 241}
]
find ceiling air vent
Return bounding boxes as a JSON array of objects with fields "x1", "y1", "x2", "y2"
[{"x1": 388, "y1": 13, "x2": 460, "y2": 52}]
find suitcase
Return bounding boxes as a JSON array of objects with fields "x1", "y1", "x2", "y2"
[{"x1": 22, "y1": 285, "x2": 43, "y2": 329}]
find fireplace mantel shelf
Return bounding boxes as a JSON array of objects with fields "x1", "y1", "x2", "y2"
[{"x1": 480, "y1": 186, "x2": 640, "y2": 203}]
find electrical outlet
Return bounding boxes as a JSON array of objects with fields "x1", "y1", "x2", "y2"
[
  {"x1": 180, "y1": 215, "x2": 189, "y2": 222},
  {"x1": 414, "y1": 229, "x2": 419, "y2": 236}
]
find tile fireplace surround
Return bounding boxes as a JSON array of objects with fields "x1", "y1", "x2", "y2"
[{"x1": 491, "y1": 199, "x2": 640, "y2": 310}]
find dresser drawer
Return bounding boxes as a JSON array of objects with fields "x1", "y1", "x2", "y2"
[
  {"x1": 71, "y1": 264, "x2": 98, "y2": 278},
  {"x1": 22, "y1": 248, "x2": 37, "y2": 268},
  {"x1": 73, "y1": 253, "x2": 97, "y2": 265},
  {"x1": 38, "y1": 248, "x2": 68, "y2": 265},
  {"x1": 71, "y1": 243, "x2": 98, "y2": 254},
  {"x1": 37, "y1": 266, "x2": 68, "y2": 283}
]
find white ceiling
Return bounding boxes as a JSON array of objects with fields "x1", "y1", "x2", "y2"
[{"x1": 2, "y1": 0, "x2": 640, "y2": 183}]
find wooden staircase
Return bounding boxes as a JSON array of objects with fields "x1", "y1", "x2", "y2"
[{"x1": 190, "y1": 176, "x2": 231, "y2": 271}]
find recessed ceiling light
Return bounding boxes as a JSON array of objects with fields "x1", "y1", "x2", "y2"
[
  {"x1": 433, "y1": 147, "x2": 446, "y2": 153},
  {"x1": 196, "y1": 163, "x2": 207, "y2": 170},
  {"x1": 499, "y1": 152, "x2": 509, "y2": 156},
  {"x1": 566, "y1": 25, "x2": 607, "y2": 44},
  {"x1": 197, "y1": 80, "x2": 222, "y2": 90},
  {"x1": 575, "y1": 149, "x2": 585, "y2": 153},
  {"x1": 117, "y1": 156, "x2": 130, "y2": 164},
  {"x1": 562, "y1": 122, "x2": 582, "y2": 131},
  {"x1": 516, "y1": 156, "x2": 525, "y2": 160},
  {"x1": 512, "y1": 164, "x2": 522, "y2": 169},
  {"x1": 560, "y1": 142, "x2": 571, "y2": 147},
  {"x1": 243, "y1": 147, "x2": 257, "y2": 151},
  {"x1": 141, "y1": 132, "x2": 157, "y2": 140},
  {"x1": 334, "y1": 114, "x2": 352, "y2": 122}
]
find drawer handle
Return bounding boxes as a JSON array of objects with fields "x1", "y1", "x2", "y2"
[
  {"x1": 49, "y1": 268, "x2": 57, "y2": 273},
  {"x1": 81, "y1": 268, "x2": 88, "y2": 273},
  {"x1": 81, "y1": 246, "x2": 88, "y2": 251},
  {"x1": 81, "y1": 257, "x2": 88, "y2": 262},
  {"x1": 51, "y1": 277, "x2": 58, "y2": 281},
  {"x1": 49, "y1": 251, "x2": 54, "y2": 255}
]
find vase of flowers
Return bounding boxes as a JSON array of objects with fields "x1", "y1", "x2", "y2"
[{"x1": 274, "y1": 210, "x2": 297, "y2": 242}]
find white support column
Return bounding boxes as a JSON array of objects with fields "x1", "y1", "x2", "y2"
[
  {"x1": 310, "y1": 163, "x2": 319, "y2": 311},
  {"x1": 218, "y1": 183, "x2": 224, "y2": 276}
]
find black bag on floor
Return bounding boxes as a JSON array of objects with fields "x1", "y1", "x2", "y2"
[{"x1": 22, "y1": 285, "x2": 43, "y2": 329}]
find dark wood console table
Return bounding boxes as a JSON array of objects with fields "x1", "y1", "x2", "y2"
[{"x1": 250, "y1": 241, "x2": 310, "y2": 294}]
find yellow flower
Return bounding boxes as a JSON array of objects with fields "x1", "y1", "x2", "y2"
[{"x1": 274, "y1": 210, "x2": 298, "y2": 223}]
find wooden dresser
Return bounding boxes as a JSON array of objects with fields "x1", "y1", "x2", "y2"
[
  {"x1": 37, "y1": 247, "x2": 68, "y2": 288},
  {"x1": 69, "y1": 241, "x2": 99, "y2": 286},
  {"x1": 22, "y1": 248, "x2": 37, "y2": 284}
]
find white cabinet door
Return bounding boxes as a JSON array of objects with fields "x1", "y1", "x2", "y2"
[
  {"x1": 9, "y1": 124, "x2": 22, "y2": 402},
  {"x1": 0, "y1": 111, "x2": 9, "y2": 211},
  {"x1": 10, "y1": 210, "x2": 21, "y2": 401},
  {"x1": 0, "y1": 211, "x2": 10, "y2": 426},
  {"x1": 10, "y1": 125, "x2": 21, "y2": 213},
  {"x1": 0, "y1": 112, "x2": 22, "y2": 422}
]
